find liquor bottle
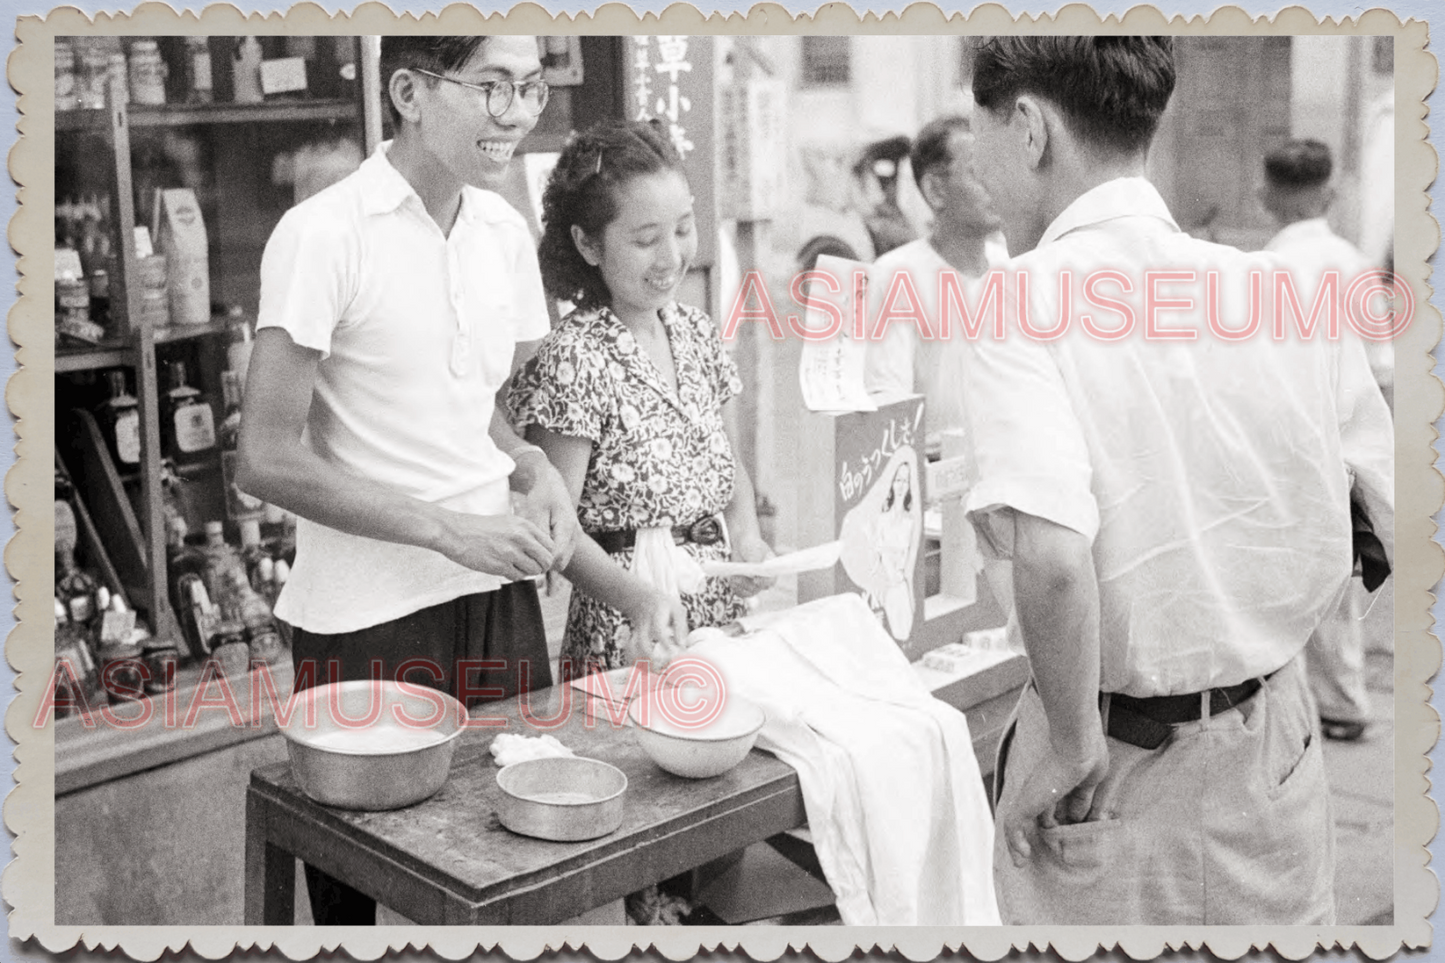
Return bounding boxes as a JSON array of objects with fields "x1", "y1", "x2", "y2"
[
  {"x1": 55, "y1": 499, "x2": 101, "y2": 632},
  {"x1": 184, "y1": 36, "x2": 213, "y2": 104},
  {"x1": 232, "y1": 36, "x2": 263, "y2": 104},
  {"x1": 199, "y1": 521, "x2": 248, "y2": 623},
  {"x1": 95, "y1": 369, "x2": 141, "y2": 470},
  {"x1": 161, "y1": 360, "x2": 217, "y2": 468},
  {"x1": 54, "y1": 597, "x2": 104, "y2": 717},
  {"x1": 165, "y1": 516, "x2": 208, "y2": 655},
  {"x1": 225, "y1": 306, "x2": 254, "y2": 384},
  {"x1": 226, "y1": 565, "x2": 283, "y2": 664}
]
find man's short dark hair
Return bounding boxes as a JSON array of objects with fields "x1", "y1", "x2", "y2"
[
  {"x1": 378, "y1": 37, "x2": 490, "y2": 127},
  {"x1": 1263, "y1": 139, "x2": 1333, "y2": 189},
  {"x1": 910, "y1": 115, "x2": 970, "y2": 191},
  {"x1": 971, "y1": 36, "x2": 1176, "y2": 155}
]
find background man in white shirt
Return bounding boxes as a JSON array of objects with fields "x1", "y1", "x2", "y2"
[
  {"x1": 864, "y1": 114, "x2": 1008, "y2": 443},
  {"x1": 961, "y1": 36, "x2": 1393, "y2": 924},
  {"x1": 1261, "y1": 138, "x2": 1393, "y2": 744},
  {"x1": 238, "y1": 35, "x2": 578, "y2": 925}
]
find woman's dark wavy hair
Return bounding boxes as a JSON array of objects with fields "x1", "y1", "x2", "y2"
[
  {"x1": 971, "y1": 36, "x2": 1176, "y2": 155},
  {"x1": 538, "y1": 119, "x2": 686, "y2": 310}
]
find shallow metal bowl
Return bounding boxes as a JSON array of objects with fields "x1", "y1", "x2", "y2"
[
  {"x1": 278, "y1": 680, "x2": 468, "y2": 811},
  {"x1": 495, "y1": 756, "x2": 628, "y2": 841},
  {"x1": 628, "y1": 692, "x2": 766, "y2": 779}
]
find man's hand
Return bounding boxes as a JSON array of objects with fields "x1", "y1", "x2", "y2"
[
  {"x1": 435, "y1": 511, "x2": 557, "y2": 581},
  {"x1": 512, "y1": 449, "x2": 580, "y2": 571},
  {"x1": 1002, "y1": 734, "x2": 1109, "y2": 867},
  {"x1": 620, "y1": 588, "x2": 690, "y2": 668},
  {"x1": 728, "y1": 535, "x2": 776, "y2": 599}
]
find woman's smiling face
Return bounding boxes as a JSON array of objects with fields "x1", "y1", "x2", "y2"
[{"x1": 579, "y1": 170, "x2": 697, "y2": 321}]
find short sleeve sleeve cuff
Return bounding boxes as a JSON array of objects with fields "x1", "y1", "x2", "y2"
[{"x1": 505, "y1": 334, "x2": 607, "y2": 443}]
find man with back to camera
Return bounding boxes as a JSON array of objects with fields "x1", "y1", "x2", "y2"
[
  {"x1": 1261, "y1": 137, "x2": 1394, "y2": 746},
  {"x1": 236, "y1": 35, "x2": 578, "y2": 925},
  {"x1": 957, "y1": 36, "x2": 1393, "y2": 923}
]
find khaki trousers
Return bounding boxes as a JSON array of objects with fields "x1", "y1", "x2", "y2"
[
  {"x1": 993, "y1": 656, "x2": 1335, "y2": 925},
  {"x1": 1307, "y1": 582, "x2": 1372, "y2": 725}
]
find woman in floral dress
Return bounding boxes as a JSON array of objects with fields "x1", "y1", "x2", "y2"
[{"x1": 508, "y1": 120, "x2": 773, "y2": 680}]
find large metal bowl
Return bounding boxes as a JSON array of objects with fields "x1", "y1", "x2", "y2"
[
  {"x1": 628, "y1": 691, "x2": 766, "y2": 779},
  {"x1": 495, "y1": 756, "x2": 627, "y2": 841},
  {"x1": 278, "y1": 680, "x2": 468, "y2": 811}
]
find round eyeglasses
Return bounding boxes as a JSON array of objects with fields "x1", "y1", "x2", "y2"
[{"x1": 411, "y1": 68, "x2": 551, "y2": 119}]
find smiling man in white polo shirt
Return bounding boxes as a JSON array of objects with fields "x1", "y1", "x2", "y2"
[
  {"x1": 958, "y1": 36, "x2": 1393, "y2": 924},
  {"x1": 237, "y1": 35, "x2": 577, "y2": 925}
]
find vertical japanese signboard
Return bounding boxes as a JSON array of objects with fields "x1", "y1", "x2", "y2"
[{"x1": 622, "y1": 36, "x2": 715, "y2": 267}]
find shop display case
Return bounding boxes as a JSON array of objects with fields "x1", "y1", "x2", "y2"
[{"x1": 53, "y1": 35, "x2": 382, "y2": 788}]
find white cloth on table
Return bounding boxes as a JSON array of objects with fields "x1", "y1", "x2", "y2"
[{"x1": 687, "y1": 594, "x2": 1000, "y2": 926}]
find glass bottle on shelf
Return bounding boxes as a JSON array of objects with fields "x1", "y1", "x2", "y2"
[
  {"x1": 232, "y1": 36, "x2": 263, "y2": 104},
  {"x1": 225, "y1": 306, "x2": 254, "y2": 384},
  {"x1": 184, "y1": 35, "x2": 213, "y2": 104},
  {"x1": 226, "y1": 564, "x2": 283, "y2": 665},
  {"x1": 95, "y1": 369, "x2": 141, "y2": 471},
  {"x1": 161, "y1": 360, "x2": 217, "y2": 468},
  {"x1": 199, "y1": 520, "x2": 248, "y2": 623},
  {"x1": 55, "y1": 498, "x2": 101, "y2": 632},
  {"x1": 54, "y1": 597, "x2": 104, "y2": 717},
  {"x1": 166, "y1": 515, "x2": 208, "y2": 654}
]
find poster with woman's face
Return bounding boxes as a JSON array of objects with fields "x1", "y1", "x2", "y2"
[{"x1": 838, "y1": 447, "x2": 924, "y2": 641}]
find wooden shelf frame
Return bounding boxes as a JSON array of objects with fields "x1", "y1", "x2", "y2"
[{"x1": 56, "y1": 98, "x2": 361, "y2": 134}]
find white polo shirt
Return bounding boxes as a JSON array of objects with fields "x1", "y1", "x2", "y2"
[
  {"x1": 958, "y1": 178, "x2": 1394, "y2": 698},
  {"x1": 257, "y1": 144, "x2": 550, "y2": 633}
]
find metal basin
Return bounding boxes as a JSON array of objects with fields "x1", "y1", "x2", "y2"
[
  {"x1": 495, "y1": 756, "x2": 627, "y2": 841},
  {"x1": 628, "y1": 691, "x2": 766, "y2": 779},
  {"x1": 278, "y1": 680, "x2": 468, "y2": 811}
]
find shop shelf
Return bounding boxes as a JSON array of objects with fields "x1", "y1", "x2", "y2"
[
  {"x1": 58, "y1": 99, "x2": 359, "y2": 133},
  {"x1": 55, "y1": 343, "x2": 133, "y2": 374},
  {"x1": 155, "y1": 317, "x2": 232, "y2": 344}
]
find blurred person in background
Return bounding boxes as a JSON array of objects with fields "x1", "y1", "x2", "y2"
[{"x1": 1261, "y1": 139, "x2": 1394, "y2": 744}]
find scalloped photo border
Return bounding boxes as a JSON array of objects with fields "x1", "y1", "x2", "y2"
[{"x1": 5, "y1": 4, "x2": 1439, "y2": 960}]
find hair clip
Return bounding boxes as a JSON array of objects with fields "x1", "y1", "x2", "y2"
[{"x1": 594, "y1": 150, "x2": 603, "y2": 176}]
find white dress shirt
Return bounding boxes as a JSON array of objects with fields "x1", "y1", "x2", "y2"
[
  {"x1": 1266, "y1": 216, "x2": 1393, "y2": 394},
  {"x1": 958, "y1": 178, "x2": 1394, "y2": 697},
  {"x1": 257, "y1": 143, "x2": 551, "y2": 633},
  {"x1": 864, "y1": 234, "x2": 1009, "y2": 441}
]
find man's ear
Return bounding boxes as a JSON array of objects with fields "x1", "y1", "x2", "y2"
[
  {"x1": 918, "y1": 168, "x2": 945, "y2": 213},
  {"x1": 1014, "y1": 95, "x2": 1050, "y2": 170},
  {"x1": 390, "y1": 69, "x2": 423, "y2": 125},
  {"x1": 571, "y1": 224, "x2": 600, "y2": 266}
]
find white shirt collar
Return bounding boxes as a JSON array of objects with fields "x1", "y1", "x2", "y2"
[
  {"x1": 1266, "y1": 217, "x2": 1335, "y2": 249},
  {"x1": 1038, "y1": 176, "x2": 1179, "y2": 248},
  {"x1": 357, "y1": 140, "x2": 481, "y2": 227}
]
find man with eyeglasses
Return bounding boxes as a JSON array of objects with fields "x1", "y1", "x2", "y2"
[{"x1": 238, "y1": 36, "x2": 577, "y2": 925}]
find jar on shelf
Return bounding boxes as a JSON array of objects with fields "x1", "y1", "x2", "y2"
[
  {"x1": 55, "y1": 41, "x2": 79, "y2": 111},
  {"x1": 184, "y1": 35, "x2": 213, "y2": 104},
  {"x1": 77, "y1": 46, "x2": 110, "y2": 110},
  {"x1": 106, "y1": 50, "x2": 130, "y2": 106},
  {"x1": 128, "y1": 39, "x2": 166, "y2": 106}
]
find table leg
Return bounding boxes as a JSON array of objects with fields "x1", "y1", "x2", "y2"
[{"x1": 245, "y1": 790, "x2": 296, "y2": 925}]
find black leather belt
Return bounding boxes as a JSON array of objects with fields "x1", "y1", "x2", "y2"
[
  {"x1": 1105, "y1": 674, "x2": 1273, "y2": 751},
  {"x1": 591, "y1": 515, "x2": 725, "y2": 556}
]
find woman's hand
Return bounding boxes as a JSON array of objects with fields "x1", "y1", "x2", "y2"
[
  {"x1": 621, "y1": 588, "x2": 689, "y2": 669},
  {"x1": 728, "y1": 535, "x2": 776, "y2": 599}
]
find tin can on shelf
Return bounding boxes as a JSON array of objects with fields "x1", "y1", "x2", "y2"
[
  {"x1": 135, "y1": 252, "x2": 170, "y2": 330},
  {"x1": 55, "y1": 41, "x2": 79, "y2": 111},
  {"x1": 128, "y1": 39, "x2": 166, "y2": 106}
]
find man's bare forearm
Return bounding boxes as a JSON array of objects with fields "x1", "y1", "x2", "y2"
[{"x1": 1011, "y1": 511, "x2": 1105, "y2": 757}]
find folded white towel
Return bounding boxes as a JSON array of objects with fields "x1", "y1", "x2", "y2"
[{"x1": 489, "y1": 733, "x2": 576, "y2": 768}]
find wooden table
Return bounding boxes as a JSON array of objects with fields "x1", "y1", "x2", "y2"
[{"x1": 244, "y1": 685, "x2": 807, "y2": 925}]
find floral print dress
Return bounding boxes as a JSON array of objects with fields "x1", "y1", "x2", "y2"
[{"x1": 507, "y1": 302, "x2": 747, "y2": 679}]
